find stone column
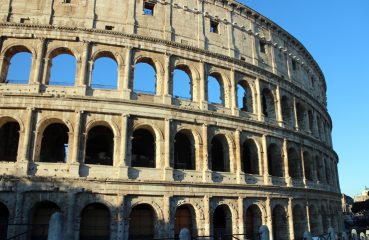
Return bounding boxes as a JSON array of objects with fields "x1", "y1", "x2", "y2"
[
  {"x1": 126, "y1": 0, "x2": 137, "y2": 34},
  {"x1": 163, "y1": 118, "x2": 173, "y2": 181},
  {"x1": 163, "y1": 1, "x2": 173, "y2": 41},
  {"x1": 203, "y1": 195, "x2": 210, "y2": 236},
  {"x1": 255, "y1": 78, "x2": 262, "y2": 121},
  {"x1": 69, "y1": 111, "x2": 82, "y2": 177},
  {"x1": 269, "y1": 31, "x2": 277, "y2": 75},
  {"x1": 30, "y1": 38, "x2": 47, "y2": 89},
  {"x1": 230, "y1": 68, "x2": 239, "y2": 116},
  {"x1": 301, "y1": 146, "x2": 307, "y2": 186},
  {"x1": 199, "y1": 61, "x2": 208, "y2": 110},
  {"x1": 202, "y1": 124, "x2": 211, "y2": 182},
  {"x1": 20, "y1": 108, "x2": 34, "y2": 162},
  {"x1": 265, "y1": 197, "x2": 273, "y2": 240},
  {"x1": 196, "y1": 0, "x2": 206, "y2": 49},
  {"x1": 122, "y1": 47, "x2": 133, "y2": 100},
  {"x1": 65, "y1": 192, "x2": 76, "y2": 239},
  {"x1": 227, "y1": 11, "x2": 235, "y2": 58},
  {"x1": 115, "y1": 195, "x2": 125, "y2": 240},
  {"x1": 163, "y1": 195, "x2": 172, "y2": 238},
  {"x1": 276, "y1": 86, "x2": 283, "y2": 127},
  {"x1": 40, "y1": 57, "x2": 50, "y2": 85},
  {"x1": 288, "y1": 198, "x2": 295, "y2": 240},
  {"x1": 162, "y1": 53, "x2": 172, "y2": 104},
  {"x1": 238, "y1": 197, "x2": 245, "y2": 236},
  {"x1": 0, "y1": 55, "x2": 8, "y2": 83},
  {"x1": 293, "y1": 97, "x2": 299, "y2": 130},
  {"x1": 234, "y1": 129, "x2": 242, "y2": 183},
  {"x1": 262, "y1": 135, "x2": 270, "y2": 184},
  {"x1": 306, "y1": 201, "x2": 311, "y2": 232},
  {"x1": 118, "y1": 114, "x2": 129, "y2": 179},
  {"x1": 282, "y1": 138, "x2": 291, "y2": 186},
  {"x1": 76, "y1": 41, "x2": 90, "y2": 94}
]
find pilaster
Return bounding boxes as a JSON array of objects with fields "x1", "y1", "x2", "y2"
[
  {"x1": 118, "y1": 114, "x2": 129, "y2": 179},
  {"x1": 122, "y1": 47, "x2": 133, "y2": 100},
  {"x1": 69, "y1": 110, "x2": 82, "y2": 177},
  {"x1": 202, "y1": 123, "x2": 211, "y2": 182},
  {"x1": 288, "y1": 198, "x2": 295, "y2": 240},
  {"x1": 163, "y1": 118, "x2": 173, "y2": 181},
  {"x1": 162, "y1": 53, "x2": 172, "y2": 104}
]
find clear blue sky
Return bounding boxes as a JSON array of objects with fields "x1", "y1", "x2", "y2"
[{"x1": 240, "y1": 0, "x2": 369, "y2": 197}]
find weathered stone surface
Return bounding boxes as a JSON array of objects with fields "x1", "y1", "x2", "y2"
[{"x1": 0, "y1": 0, "x2": 341, "y2": 239}]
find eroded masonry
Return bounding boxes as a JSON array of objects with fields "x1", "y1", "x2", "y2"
[{"x1": 0, "y1": 0, "x2": 342, "y2": 239}]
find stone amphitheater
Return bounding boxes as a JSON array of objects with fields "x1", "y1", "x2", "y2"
[{"x1": 0, "y1": 0, "x2": 342, "y2": 239}]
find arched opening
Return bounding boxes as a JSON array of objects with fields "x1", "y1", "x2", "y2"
[
  {"x1": 30, "y1": 201, "x2": 60, "y2": 240},
  {"x1": 131, "y1": 128, "x2": 155, "y2": 168},
  {"x1": 0, "y1": 121, "x2": 20, "y2": 162},
  {"x1": 237, "y1": 81, "x2": 253, "y2": 113},
  {"x1": 213, "y1": 205, "x2": 232, "y2": 240},
  {"x1": 85, "y1": 126, "x2": 114, "y2": 165},
  {"x1": 288, "y1": 147, "x2": 302, "y2": 179},
  {"x1": 316, "y1": 156, "x2": 324, "y2": 182},
  {"x1": 261, "y1": 88, "x2": 276, "y2": 119},
  {"x1": 173, "y1": 67, "x2": 192, "y2": 100},
  {"x1": 129, "y1": 204, "x2": 155, "y2": 240},
  {"x1": 174, "y1": 131, "x2": 195, "y2": 170},
  {"x1": 303, "y1": 152, "x2": 314, "y2": 181},
  {"x1": 308, "y1": 110, "x2": 314, "y2": 133},
  {"x1": 0, "y1": 203, "x2": 9, "y2": 239},
  {"x1": 281, "y1": 96, "x2": 293, "y2": 126},
  {"x1": 296, "y1": 103, "x2": 306, "y2": 131},
  {"x1": 272, "y1": 205, "x2": 288, "y2": 240},
  {"x1": 48, "y1": 51, "x2": 77, "y2": 86},
  {"x1": 210, "y1": 135, "x2": 229, "y2": 172},
  {"x1": 91, "y1": 55, "x2": 118, "y2": 89},
  {"x1": 309, "y1": 205, "x2": 320, "y2": 235},
  {"x1": 80, "y1": 203, "x2": 110, "y2": 240},
  {"x1": 40, "y1": 123, "x2": 69, "y2": 163},
  {"x1": 293, "y1": 205, "x2": 307, "y2": 240},
  {"x1": 208, "y1": 74, "x2": 223, "y2": 105},
  {"x1": 267, "y1": 143, "x2": 283, "y2": 177},
  {"x1": 174, "y1": 205, "x2": 195, "y2": 238},
  {"x1": 321, "y1": 207, "x2": 329, "y2": 233},
  {"x1": 245, "y1": 204, "x2": 262, "y2": 239},
  {"x1": 4, "y1": 51, "x2": 32, "y2": 84},
  {"x1": 133, "y1": 60, "x2": 157, "y2": 95},
  {"x1": 242, "y1": 139, "x2": 259, "y2": 175}
]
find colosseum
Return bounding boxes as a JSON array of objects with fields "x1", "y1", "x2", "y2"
[{"x1": 0, "y1": 0, "x2": 342, "y2": 239}]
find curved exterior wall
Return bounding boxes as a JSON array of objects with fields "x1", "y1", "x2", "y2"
[{"x1": 0, "y1": 0, "x2": 341, "y2": 239}]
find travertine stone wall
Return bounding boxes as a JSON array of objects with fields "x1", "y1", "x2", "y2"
[{"x1": 0, "y1": 0, "x2": 341, "y2": 239}]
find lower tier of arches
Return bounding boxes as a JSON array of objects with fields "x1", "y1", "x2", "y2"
[{"x1": 0, "y1": 178, "x2": 343, "y2": 240}]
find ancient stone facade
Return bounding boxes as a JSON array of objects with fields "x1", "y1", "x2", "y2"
[{"x1": 0, "y1": 0, "x2": 342, "y2": 239}]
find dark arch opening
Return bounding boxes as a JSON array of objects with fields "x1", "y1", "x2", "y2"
[
  {"x1": 80, "y1": 203, "x2": 110, "y2": 240},
  {"x1": 48, "y1": 53, "x2": 76, "y2": 86},
  {"x1": 173, "y1": 67, "x2": 192, "y2": 100},
  {"x1": 85, "y1": 126, "x2": 114, "y2": 165},
  {"x1": 242, "y1": 139, "x2": 259, "y2": 175},
  {"x1": 0, "y1": 121, "x2": 20, "y2": 162},
  {"x1": 30, "y1": 201, "x2": 60, "y2": 240},
  {"x1": 262, "y1": 88, "x2": 276, "y2": 119},
  {"x1": 237, "y1": 81, "x2": 253, "y2": 113},
  {"x1": 133, "y1": 60, "x2": 157, "y2": 95},
  {"x1": 245, "y1": 205, "x2": 262, "y2": 239},
  {"x1": 40, "y1": 123, "x2": 69, "y2": 163},
  {"x1": 267, "y1": 143, "x2": 283, "y2": 177},
  {"x1": 309, "y1": 205, "x2": 320, "y2": 235},
  {"x1": 303, "y1": 152, "x2": 313, "y2": 181},
  {"x1": 91, "y1": 56, "x2": 118, "y2": 89},
  {"x1": 213, "y1": 205, "x2": 232, "y2": 240},
  {"x1": 129, "y1": 204, "x2": 155, "y2": 240},
  {"x1": 281, "y1": 96, "x2": 293, "y2": 126},
  {"x1": 288, "y1": 147, "x2": 302, "y2": 179},
  {"x1": 131, "y1": 128, "x2": 155, "y2": 168},
  {"x1": 210, "y1": 135, "x2": 229, "y2": 172},
  {"x1": 296, "y1": 103, "x2": 306, "y2": 131},
  {"x1": 5, "y1": 52, "x2": 32, "y2": 84},
  {"x1": 174, "y1": 131, "x2": 194, "y2": 170},
  {"x1": 272, "y1": 205, "x2": 288, "y2": 240},
  {"x1": 174, "y1": 205, "x2": 194, "y2": 237},
  {"x1": 0, "y1": 203, "x2": 9, "y2": 239},
  {"x1": 208, "y1": 74, "x2": 223, "y2": 105},
  {"x1": 293, "y1": 205, "x2": 307, "y2": 240}
]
